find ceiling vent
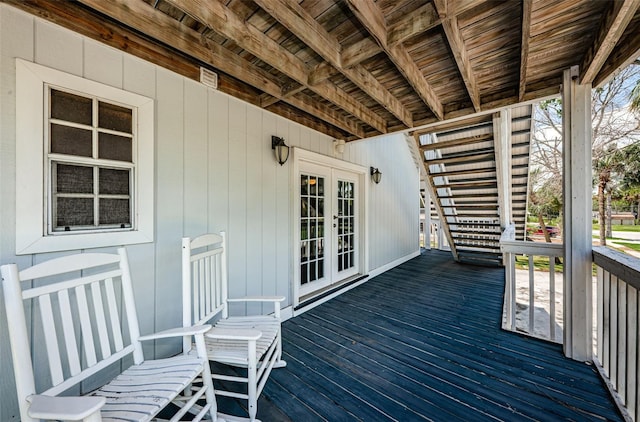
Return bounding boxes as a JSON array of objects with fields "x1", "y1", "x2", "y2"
[{"x1": 200, "y1": 67, "x2": 218, "y2": 89}]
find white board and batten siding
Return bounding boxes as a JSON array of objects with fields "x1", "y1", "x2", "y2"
[{"x1": 0, "y1": 4, "x2": 420, "y2": 420}]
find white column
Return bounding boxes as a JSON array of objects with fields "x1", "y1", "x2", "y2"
[
  {"x1": 562, "y1": 65, "x2": 593, "y2": 361},
  {"x1": 424, "y1": 179, "x2": 432, "y2": 250},
  {"x1": 494, "y1": 109, "x2": 513, "y2": 231}
]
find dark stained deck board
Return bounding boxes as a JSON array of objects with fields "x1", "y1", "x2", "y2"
[{"x1": 234, "y1": 250, "x2": 621, "y2": 421}]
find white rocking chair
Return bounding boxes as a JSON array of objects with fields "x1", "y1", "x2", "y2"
[
  {"x1": 182, "y1": 232, "x2": 286, "y2": 421},
  {"x1": 1, "y1": 248, "x2": 220, "y2": 422}
]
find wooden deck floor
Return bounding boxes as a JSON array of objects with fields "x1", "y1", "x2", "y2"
[{"x1": 221, "y1": 250, "x2": 622, "y2": 421}]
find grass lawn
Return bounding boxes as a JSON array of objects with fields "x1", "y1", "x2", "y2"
[
  {"x1": 592, "y1": 223, "x2": 640, "y2": 232},
  {"x1": 612, "y1": 241, "x2": 640, "y2": 252},
  {"x1": 515, "y1": 255, "x2": 563, "y2": 272}
]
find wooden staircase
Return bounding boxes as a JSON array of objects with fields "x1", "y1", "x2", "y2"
[{"x1": 415, "y1": 105, "x2": 532, "y2": 266}]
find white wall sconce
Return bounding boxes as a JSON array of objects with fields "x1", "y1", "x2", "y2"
[
  {"x1": 334, "y1": 139, "x2": 346, "y2": 155},
  {"x1": 272, "y1": 136, "x2": 290, "y2": 165},
  {"x1": 370, "y1": 167, "x2": 382, "y2": 184}
]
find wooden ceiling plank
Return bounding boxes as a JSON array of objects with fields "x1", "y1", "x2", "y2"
[
  {"x1": 77, "y1": 0, "x2": 363, "y2": 137},
  {"x1": 581, "y1": 0, "x2": 640, "y2": 85},
  {"x1": 345, "y1": 0, "x2": 444, "y2": 120},
  {"x1": 518, "y1": 0, "x2": 533, "y2": 101},
  {"x1": 254, "y1": 0, "x2": 411, "y2": 126},
  {"x1": 387, "y1": 2, "x2": 440, "y2": 46},
  {"x1": 166, "y1": 0, "x2": 386, "y2": 134}
]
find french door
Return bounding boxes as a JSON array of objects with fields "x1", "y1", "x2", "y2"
[{"x1": 298, "y1": 163, "x2": 360, "y2": 298}]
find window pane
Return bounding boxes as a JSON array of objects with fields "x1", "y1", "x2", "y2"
[
  {"x1": 99, "y1": 168, "x2": 130, "y2": 195},
  {"x1": 99, "y1": 101, "x2": 132, "y2": 133},
  {"x1": 50, "y1": 89, "x2": 92, "y2": 125},
  {"x1": 56, "y1": 197, "x2": 94, "y2": 228},
  {"x1": 99, "y1": 199, "x2": 131, "y2": 225},
  {"x1": 55, "y1": 163, "x2": 93, "y2": 194},
  {"x1": 51, "y1": 124, "x2": 92, "y2": 157},
  {"x1": 98, "y1": 133, "x2": 132, "y2": 162}
]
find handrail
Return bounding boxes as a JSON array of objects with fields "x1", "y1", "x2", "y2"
[{"x1": 593, "y1": 246, "x2": 640, "y2": 290}]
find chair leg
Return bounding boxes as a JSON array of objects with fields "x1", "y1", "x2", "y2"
[
  {"x1": 248, "y1": 341, "x2": 258, "y2": 421},
  {"x1": 274, "y1": 330, "x2": 287, "y2": 368}
]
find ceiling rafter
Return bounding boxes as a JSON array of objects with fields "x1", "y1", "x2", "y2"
[
  {"x1": 434, "y1": 0, "x2": 481, "y2": 113},
  {"x1": 345, "y1": 0, "x2": 444, "y2": 120},
  {"x1": 164, "y1": 0, "x2": 387, "y2": 134},
  {"x1": 581, "y1": 0, "x2": 640, "y2": 85},
  {"x1": 77, "y1": 0, "x2": 363, "y2": 138},
  {"x1": 518, "y1": 0, "x2": 532, "y2": 101},
  {"x1": 387, "y1": 2, "x2": 440, "y2": 46},
  {"x1": 254, "y1": 0, "x2": 412, "y2": 127}
]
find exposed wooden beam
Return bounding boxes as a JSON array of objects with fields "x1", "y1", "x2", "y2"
[
  {"x1": 345, "y1": 0, "x2": 444, "y2": 120},
  {"x1": 342, "y1": 38, "x2": 382, "y2": 68},
  {"x1": 581, "y1": 0, "x2": 640, "y2": 85},
  {"x1": 387, "y1": 2, "x2": 440, "y2": 46},
  {"x1": 166, "y1": 0, "x2": 387, "y2": 133},
  {"x1": 75, "y1": 0, "x2": 361, "y2": 137},
  {"x1": 439, "y1": 15, "x2": 481, "y2": 112},
  {"x1": 518, "y1": 0, "x2": 532, "y2": 101},
  {"x1": 255, "y1": 0, "x2": 412, "y2": 127}
]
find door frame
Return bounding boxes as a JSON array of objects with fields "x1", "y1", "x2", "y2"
[{"x1": 291, "y1": 148, "x2": 369, "y2": 307}]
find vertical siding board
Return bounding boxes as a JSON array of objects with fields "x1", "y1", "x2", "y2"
[
  {"x1": 34, "y1": 19, "x2": 83, "y2": 75},
  {"x1": 246, "y1": 105, "x2": 263, "y2": 315},
  {"x1": 228, "y1": 98, "x2": 247, "y2": 313},
  {"x1": 275, "y1": 118, "x2": 290, "y2": 302},
  {"x1": 122, "y1": 54, "x2": 156, "y2": 359},
  {"x1": 183, "y1": 80, "x2": 208, "y2": 237},
  {"x1": 83, "y1": 41, "x2": 123, "y2": 88},
  {"x1": 154, "y1": 68, "x2": 184, "y2": 358},
  {"x1": 209, "y1": 91, "x2": 229, "y2": 232},
  {"x1": 261, "y1": 113, "x2": 278, "y2": 301}
]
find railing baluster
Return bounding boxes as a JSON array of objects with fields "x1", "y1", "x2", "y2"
[
  {"x1": 618, "y1": 277, "x2": 627, "y2": 403},
  {"x1": 627, "y1": 284, "x2": 637, "y2": 418},
  {"x1": 611, "y1": 275, "x2": 618, "y2": 388},
  {"x1": 603, "y1": 270, "x2": 611, "y2": 376},
  {"x1": 528, "y1": 254, "x2": 535, "y2": 334},
  {"x1": 549, "y1": 258, "x2": 556, "y2": 341}
]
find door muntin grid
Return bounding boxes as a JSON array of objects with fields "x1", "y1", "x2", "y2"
[
  {"x1": 337, "y1": 180, "x2": 355, "y2": 272},
  {"x1": 300, "y1": 174, "x2": 325, "y2": 285}
]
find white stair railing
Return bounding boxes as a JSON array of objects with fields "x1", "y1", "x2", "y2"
[{"x1": 500, "y1": 224, "x2": 564, "y2": 343}]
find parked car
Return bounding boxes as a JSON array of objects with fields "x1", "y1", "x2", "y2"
[{"x1": 534, "y1": 225, "x2": 559, "y2": 237}]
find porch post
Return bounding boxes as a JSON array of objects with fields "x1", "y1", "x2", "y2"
[
  {"x1": 562, "y1": 65, "x2": 593, "y2": 361},
  {"x1": 494, "y1": 108, "x2": 513, "y2": 230}
]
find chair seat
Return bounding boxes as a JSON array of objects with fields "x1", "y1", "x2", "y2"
[
  {"x1": 206, "y1": 317, "x2": 280, "y2": 366},
  {"x1": 94, "y1": 355, "x2": 205, "y2": 422}
]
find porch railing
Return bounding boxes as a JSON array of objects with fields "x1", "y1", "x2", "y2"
[
  {"x1": 593, "y1": 246, "x2": 640, "y2": 422},
  {"x1": 500, "y1": 224, "x2": 563, "y2": 343}
]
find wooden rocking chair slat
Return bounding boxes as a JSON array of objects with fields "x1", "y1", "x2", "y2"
[
  {"x1": 76, "y1": 284, "x2": 98, "y2": 367},
  {"x1": 58, "y1": 289, "x2": 82, "y2": 376},
  {"x1": 90, "y1": 280, "x2": 113, "y2": 359}
]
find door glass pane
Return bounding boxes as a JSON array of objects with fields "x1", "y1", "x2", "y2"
[
  {"x1": 337, "y1": 180, "x2": 356, "y2": 273},
  {"x1": 300, "y1": 173, "x2": 325, "y2": 285}
]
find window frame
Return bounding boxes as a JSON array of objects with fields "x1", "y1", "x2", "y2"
[{"x1": 16, "y1": 59, "x2": 154, "y2": 255}]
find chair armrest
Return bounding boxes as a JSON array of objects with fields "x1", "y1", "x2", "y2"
[
  {"x1": 138, "y1": 324, "x2": 212, "y2": 341},
  {"x1": 27, "y1": 394, "x2": 106, "y2": 421},
  {"x1": 207, "y1": 327, "x2": 262, "y2": 341},
  {"x1": 227, "y1": 295, "x2": 285, "y2": 303}
]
